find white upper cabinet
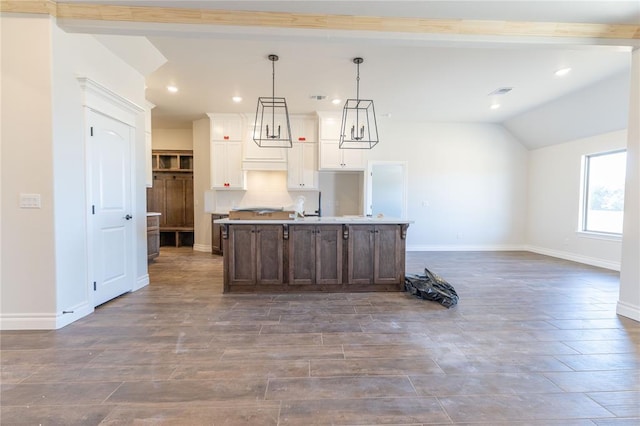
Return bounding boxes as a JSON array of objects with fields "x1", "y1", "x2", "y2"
[
  {"x1": 211, "y1": 114, "x2": 243, "y2": 141},
  {"x1": 287, "y1": 141, "x2": 318, "y2": 190},
  {"x1": 290, "y1": 114, "x2": 318, "y2": 142},
  {"x1": 317, "y1": 111, "x2": 366, "y2": 170},
  {"x1": 208, "y1": 113, "x2": 245, "y2": 189},
  {"x1": 288, "y1": 114, "x2": 319, "y2": 189}
]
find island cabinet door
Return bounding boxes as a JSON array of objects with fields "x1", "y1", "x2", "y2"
[
  {"x1": 315, "y1": 225, "x2": 343, "y2": 285},
  {"x1": 289, "y1": 225, "x2": 342, "y2": 285},
  {"x1": 347, "y1": 225, "x2": 375, "y2": 285},
  {"x1": 255, "y1": 225, "x2": 284, "y2": 285},
  {"x1": 228, "y1": 225, "x2": 256, "y2": 286},
  {"x1": 288, "y1": 226, "x2": 317, "y2": 285},
  {"x1": 228, "y1": 225, "x2": 284, "y2": 286},
  {"x1": 373, "y1": 225, "x2": 403, "y2": 285}
]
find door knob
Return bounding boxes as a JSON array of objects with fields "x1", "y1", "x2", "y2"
[{"x1": 124, "y1": 214, "x2": 133, "y2": 220}]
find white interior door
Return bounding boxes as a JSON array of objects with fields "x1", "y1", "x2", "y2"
[{"x1": 89, "y1": 110, "x2": 134, "y2": 306}]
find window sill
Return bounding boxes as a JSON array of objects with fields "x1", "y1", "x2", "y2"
[{"x1": 576, "y1": 231, "x2": 622, "y2": 242}]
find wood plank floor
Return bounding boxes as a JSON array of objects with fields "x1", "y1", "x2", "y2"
[{"x1": 1, "y1": 248, "x2": 639, "y2": 425}]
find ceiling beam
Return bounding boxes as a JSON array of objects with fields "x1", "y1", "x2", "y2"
[{"x1": 1, "y1": 1, "x2": 639, "y2": 43}]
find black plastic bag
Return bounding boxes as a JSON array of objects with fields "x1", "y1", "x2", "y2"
[{"x1": 405, "y1": 268, "x2": 459, "y2": 308}]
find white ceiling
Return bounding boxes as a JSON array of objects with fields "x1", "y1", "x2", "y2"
[{"x1": 62, "y1": 1, "x2": 639, "y2": 146}]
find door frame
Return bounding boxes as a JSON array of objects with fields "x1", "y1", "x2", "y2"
[
  {"x1": 365, "y1": 160, "x2": 409, "y2": 219},
  {"x1": 78, "y1": 78, "x2": 144, "y2": 308}
]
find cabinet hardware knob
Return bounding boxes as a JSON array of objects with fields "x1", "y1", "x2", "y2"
[{"x1": 124, "y1": 214, "x2": 133, "y2": 220}]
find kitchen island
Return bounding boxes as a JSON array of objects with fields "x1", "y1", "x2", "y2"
[{"x1": 214, "y1": 217, "x2": 412, "y2": 293}]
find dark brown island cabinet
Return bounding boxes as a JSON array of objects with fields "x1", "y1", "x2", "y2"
[
  {"x1": 215, "y1": 218, "x2": 411, "y2": 293},
  {"x1": 210, "y1": 213, "x2": 229, "y2": 255}
]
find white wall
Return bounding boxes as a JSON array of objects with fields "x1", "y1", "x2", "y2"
[
  {"x1": 1, "y1": 15, "x2": 57, "y2": 324},
  {"x1": 1, "y1": 14, "x2": 149, "y2": 329},
  {"x1": 526, "y1": 130, "x2": 627, "y2": 270},
  {"x1": 368, "y1": 120, "x2": 529, "y2": 250}
]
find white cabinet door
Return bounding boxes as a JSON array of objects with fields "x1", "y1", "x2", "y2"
[
  {"x1": 318, "y1": 113, "x2": 341, "y2": 140},
  {"x1": 341, "y1": 146, "x2": 365, "y2": 170},
  {"x1": 288, "y1": 142, "x2": 318, "y2": 190},
  {"x1": 291, "y1": 115, "x2": 318, "y2": 142},
  {"x1": 211, "y1": 141, "x2": 244, "y2": 189},
  {"x1": 226, "y1": 141, "x2": 244, "y2": 188},
  {"x1": 319, "y1": 139, "x2": 366, "y2": 170},
  {"x1": 210, "y1": 114, "x2": 243, "y2": 141}
]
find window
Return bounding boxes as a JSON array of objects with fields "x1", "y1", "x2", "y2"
[{"x1": 581, "y1": 150, "x2": 626, "y2": 235}]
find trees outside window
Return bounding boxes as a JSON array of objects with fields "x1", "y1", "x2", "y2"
[{"x1": 582, "y1": 150, "x2": 627, "y2": 234}]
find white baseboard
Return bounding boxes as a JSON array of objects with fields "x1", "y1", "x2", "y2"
[
  {"x1": 407, "y1": 244, "x2": 526, "y2": 252},
  {"x1": 193, "y1": 244, "x2": 211, "y2": 253},
  {"x1": 526, "y1": 245, "x2": 620, "y2": 271},
  {"x1": 1, "y1": 300, "x2": 93, "y2": 330},
  {"x1": 56, "y1": 301, "x2": 93, "y2": 329},
  {"x1": 134, "y1": 274, "x2": 150, "y2": 291},
  {"x1": 0, "y1": 313, "x2": 58, "y2": 330},
  {"x1": 616, "y1": 300, "x2": 640, "y2": 322}
]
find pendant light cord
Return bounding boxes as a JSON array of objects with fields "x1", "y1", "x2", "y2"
[
  {"x1": 356, "y1": 61, "x2": 360, "y2": 101},
  {"x1": 355, "y1": 60, "x2": 360, "y2": 132},
  {"x1": 271, "y1": 58, "x2": 276, "y2": 132}
]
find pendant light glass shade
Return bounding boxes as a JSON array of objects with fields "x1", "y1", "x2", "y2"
[
  {"x1": 253, "y1": 54, "x2": 292, "y2": 148},
  {"x1": 340, "y1": 57, "x2": 379, "y2": 149}
]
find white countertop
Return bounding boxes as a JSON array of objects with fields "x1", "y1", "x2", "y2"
[{"x1": 214, "y1": 216, "x2": 413, "y2": 225}]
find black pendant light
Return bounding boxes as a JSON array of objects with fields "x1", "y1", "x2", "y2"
[
  {"x1": 339, "y1": 57, "x2": 379, "y2": 149},
  {"x1": 253, "y1": 54, "x2": 292, "y2": 148}
]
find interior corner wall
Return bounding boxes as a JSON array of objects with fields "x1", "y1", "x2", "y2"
[
  {"x1": 192, "y1": 118, "x2": 211, "y2": 252},
  {"x1": 367, "y1": 121, "x2": 529, "y2": 250},
  {"x1": 1, "y1": 14, "x2": 58, "y2": 328},
  {"x1": 526, "y1": 130, "x2": 627, "y2": 270}
]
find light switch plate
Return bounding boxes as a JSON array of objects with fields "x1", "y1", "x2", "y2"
[{"x1": 20, "y1": 193, "x2": 41, "y2": 209}]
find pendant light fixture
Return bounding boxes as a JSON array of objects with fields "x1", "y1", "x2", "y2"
[
  {"x1": 253, "y1": 54, "x2": 292, "y2": 148},
  {"x1": 339, "y1": 57, "x2": 379, "y2": 149}
]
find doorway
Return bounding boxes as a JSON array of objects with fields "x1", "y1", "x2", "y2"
[{"x1": 366, "y1": 161, "x2": 408, "y2": 219}]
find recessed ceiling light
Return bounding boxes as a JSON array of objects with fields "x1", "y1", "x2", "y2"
[
  {"x1": 232, "y1": 96, "x2": 242, "y2": 103},
  {"x1": 331, "y1": 98, "x2": 342, "y2": 105},
  {"x1": 555, "y1": 67, "x2": 572, "y2": 77},
  {"x1": 490, "y1": 104, "x2": 501, "y2": 110},
  {"x1": 167, "y1": 85, "x2": 178, "y2": 93}
]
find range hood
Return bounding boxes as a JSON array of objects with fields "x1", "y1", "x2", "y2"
[
  {"x1": 242, "y1": 159, "x2": 287, "y2": 171},
  {"x1": 242, "y1": 140, "x2": 287, "y2": 171}
]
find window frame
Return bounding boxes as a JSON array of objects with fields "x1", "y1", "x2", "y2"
[{"x1": 579, "y1": 148, "x2": 626, "y2": 237}]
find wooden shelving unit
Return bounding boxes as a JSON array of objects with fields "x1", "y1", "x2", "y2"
[
  {"x1": 147, "y1": 150, "x2": 194, "y2": 247},
  {"x1": 152, "y1": 150, "x2": 193, "y2": 172}
]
